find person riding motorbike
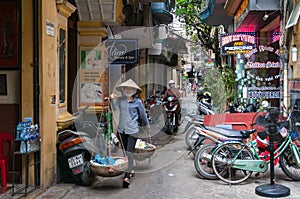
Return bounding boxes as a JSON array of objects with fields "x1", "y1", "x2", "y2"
[{"x1": 162, "y1": 80, "x2": 181, "y2": 127}]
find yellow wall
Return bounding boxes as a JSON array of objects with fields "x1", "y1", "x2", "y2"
[
  {"x1": 39, "y1": 0, "x2": 58, "y2": 186},
  {"x1": 21, "y1": 0, "x2": 35, "y2": 185},
  {"x1": 22, "y1": 1, "x2": 34, "y2": 122}
]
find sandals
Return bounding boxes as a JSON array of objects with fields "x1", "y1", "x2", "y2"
[
  {"x1": 122, "y1": 178, "x2": 130, "y2": 188},
  {"x1": 130, "y1": 170, "x2": 135, "y2": 178},
  {"x1": 122, "y1": 170, "x2": 134, "y2": 188}
]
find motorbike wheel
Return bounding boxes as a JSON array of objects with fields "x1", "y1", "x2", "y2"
[
  {"x1": 211, "y1": 142, "x2": 253, "y2": 184},
  {"x1": 279, "y1": 146, "x2": 300, "y2": 181},
  {"x1": 165, "y1": 118, "x2": 174, "y2": 134},
  {"x1": 191, "y1": 138, "x2": 214, "y2": 156},
  {"x1": 182, "y1": 121, "x2": 192, "y2": 134},
  {"x1": 185, "y1": 127, "x2": 199, "y2": 150},
  {"x1": 78, "y1": 161, "x2": 95, "y2": 186},
  {"x1": 194, "y1": 144, "x2": 218, "y2": 179}
]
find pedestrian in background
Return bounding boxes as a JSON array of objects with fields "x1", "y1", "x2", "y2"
[
  {"x1": 110, "y1": 79, "x2": 150, "y2": 188},
  {"x1": 192, "y1": 80, "x2": 197, "y2": 96}
]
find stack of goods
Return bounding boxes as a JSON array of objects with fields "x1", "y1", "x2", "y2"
[{"x1": 16, "y1": 117, "x2": 40, "y2": 153}]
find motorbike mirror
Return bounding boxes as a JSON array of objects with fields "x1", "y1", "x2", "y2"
[{"x1": 261, "y1": 100, "x2": 269, "y2": 108}]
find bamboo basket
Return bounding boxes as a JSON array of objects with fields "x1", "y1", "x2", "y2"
[
  {"x1": 90, "y1": 157, "x2": 128, "y2": 177},
  {"x1": 133, "y1": 143, "x2": 156, "y2": 160}
]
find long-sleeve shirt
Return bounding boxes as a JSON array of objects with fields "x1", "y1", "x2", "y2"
[
  {"x1": 111, "y1": 96, "x2": 150, "y2": 134},
  {"x1": 163, "y1": 88, "x2": 181, "y2": 100}
]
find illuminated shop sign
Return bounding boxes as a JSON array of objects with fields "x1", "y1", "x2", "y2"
[
  {"x1": 245, "y1": 45, "x2": 280, "y2": 59},
  {"x1": 220, "y1": 32, "x2": 256, "y2": 55},
  {"x1": 272, "y1": 32, "x2": 280, "y2": 43},
  {"x1": 248, "y1": 86, "x2": 280, "y2": 99},
  {"x1": 105, "y1": 39, "x2": 138, "y2": 64},
  {"x1": 245, "y1": 45, "x2": 281, "y2": 69},
  {"x1": 245, "y1": 44, "x2": 281, "y2": 99},
  {"x1": 248, "y1": 91, "x2": 280, "y2": 99}
]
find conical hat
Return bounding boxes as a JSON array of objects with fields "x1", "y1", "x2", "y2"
[{"x1": 115, "y1": 79, "x2": 142, "y2": 94}]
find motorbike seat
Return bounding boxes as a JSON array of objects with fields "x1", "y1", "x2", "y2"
[
  {"x1": 206, "y1": 126, "x2": 255, "y2": 139},
  {"x1": 186, "y1": 114, "x2": 204, "y2": 122}
]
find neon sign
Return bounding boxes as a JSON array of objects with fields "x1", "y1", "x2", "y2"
[{"x1": 220, "y1": 32, "x2": 256, "y2": 55}]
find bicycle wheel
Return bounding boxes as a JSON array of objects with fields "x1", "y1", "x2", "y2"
[
  {"x1": 211, "y1": 142, "x2": 253, "y2": 184},
  {"x1": 279, "y1": 146, "x2": 300, "y2": 181},
  {"x1": 194, "y1": 143, "x2": 218, "y2": 179},
  {"x1": 185, "y1": 127, "x2": 199, "y2": 150}
]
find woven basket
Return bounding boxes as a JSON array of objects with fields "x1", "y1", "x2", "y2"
[
  {"x1": 133, "y1": 143, "x2": 156, "y2": 160},
  {"x1": 90, "y1": 157, "x2": 128, "y2": 177}
]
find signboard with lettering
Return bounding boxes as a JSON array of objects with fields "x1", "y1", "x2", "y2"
[
  {"x1": 79, "y1": 45, "x2": 108, "y2": 106},
  {"x1": 46, "y1": 19, "x2": 55, "y2": 36},
  {"x1": 220, "y1": 32, "x2": 256, "y2": 55},
  {"x1": 245, "y1": 45, "x2": 281, "y2": 100},
  {"x1": 105, "y1": 39, "x2": 138, "y2": 64}
]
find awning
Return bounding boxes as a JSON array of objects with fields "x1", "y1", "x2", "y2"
[
  {"x1": 74, "y1": 0, "x2": 124, "y2": 25},
  {"x1": 224, "y1": 0, "x2": 243, "y2": 16},
  {"x1": 286, "y1": 1, "x2": 300, "y2": 29},
  {"x1": 163, "y1": 31, "x2": 188, "y2": 54},
  {"x1": 200, "y1": 0, "x2": 233, "y2": 26},
  {"x1": 109, "y1": 26, "x2": 154, "y2": 48}
]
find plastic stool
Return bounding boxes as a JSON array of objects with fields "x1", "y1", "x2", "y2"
[{"x1": 0, "y1": 133, "x2": 13, "y2": 188}]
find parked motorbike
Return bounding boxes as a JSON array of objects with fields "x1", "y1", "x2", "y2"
[
  {"x1": 226, "y1": 101, "x2": 258, "y2": 113},
  {"x1": 193, "y1": 101, "x2": 299, "y2": 181},
  {"x1": 163, "y1": 95, "x2": 181, "y2": 134},
  {"x1": 196, "y1": 91, "x2": 214, "y2": 115},
  {"x1": 57, "y1": 106, "x2": 106, "y2": 186},
  {"x1": 197, "y1": 99, "x2": 214, "y2": 115},
  {"x1": 183, "y1": 114, "x2": 204, "y2": 150}
]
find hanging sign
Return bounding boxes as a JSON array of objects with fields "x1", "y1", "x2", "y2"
[
  {"x1": 220, "y1": 32, "x2": 256, "y2": 55},
  {"x1": 105, "y1": 39, "x2": 138, "y2": 64}
]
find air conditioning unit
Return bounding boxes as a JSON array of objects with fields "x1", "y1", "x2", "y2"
[
  {"x1": 153, "y1": 24, "x2": 169, "y2": 43},
  {"x1": 148, "y1": 42, "x2": 162, "y2": 55}
]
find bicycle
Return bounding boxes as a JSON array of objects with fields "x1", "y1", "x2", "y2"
[{"x1": 211, "y1": 104, "x2": 300, "y2": 185}]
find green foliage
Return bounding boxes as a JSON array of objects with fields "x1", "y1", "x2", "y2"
[
  {"x1": 174, "y1": 0, "x2": 235, "y2": 107},
  {"x1": 220, "y1": 67, "x2": 237, "y2": 104},
  {"x1": 202, "y1": 67, "x2": 237, "y2": 112},
  {"x1": 173, "y1": 0, "x2": 221, "y2": 66},
  {"x1": 203, "y1": 68, "x2": 227, "y2": 113}
]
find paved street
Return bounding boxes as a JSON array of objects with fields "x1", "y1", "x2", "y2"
[{"x1": 4, "y1": 93, "x2": 300, "y2": 199}]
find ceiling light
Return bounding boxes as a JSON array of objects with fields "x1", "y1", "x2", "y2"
[
  {"x1": 263, "y1": 14, "x2": 269, "y2": 21},
  {"x1": 262, "y1": 10, "x2": 278, "y2": 21}
]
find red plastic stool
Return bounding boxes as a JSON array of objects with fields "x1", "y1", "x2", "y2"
[{"x1": 0, "y1": 133, "x2": 13, "y2": 188}]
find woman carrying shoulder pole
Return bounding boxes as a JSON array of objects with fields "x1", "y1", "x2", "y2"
[{"x1": 109, "y1": 79, "x2": 150, "y2": 188}]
